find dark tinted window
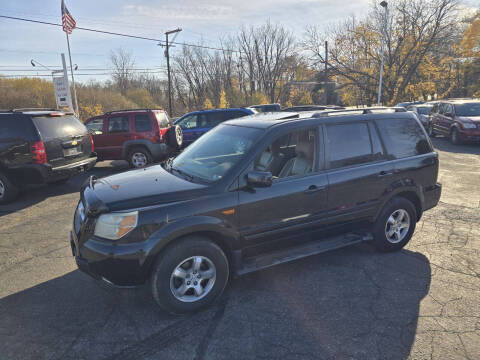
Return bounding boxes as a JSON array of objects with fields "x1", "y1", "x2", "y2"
[
  {"x1": 0, "y1": 115, "x2": 37, "y2": 139},
  {"x1": 417, "y1": 106, "x2": 432, "y2": 115},
  {"x1": 208, "y1": 112, "x2": 226, "y2": 127},
  {"x1": 134, "y1": 114, "x2": 152, "y2": 132},
  {"x1": 32, "y1": 115, "x2": 87, "y2": 140},
  {"x1": 454, "y1": 103, "x2": 480, "y2": 116},
  {"x1": 108, "y1": 116, "x2": 129, "y2": 133},
  {"x1": 86, "y1": 118, "x2": 103, "y2": 134},
  {"x1": 375, "y1": 118, "x2": 431, "y2": 159},
  {"x1": 326, "y1": 122, "x2": 376, "y2": 169}
]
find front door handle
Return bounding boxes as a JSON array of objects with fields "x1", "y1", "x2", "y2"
[
  {"x1": 304, "y1": 185, "x2": 326, "y2": 194},
  {"x1": 377, "y1": 170, "x2": 394, "y2": 178}
]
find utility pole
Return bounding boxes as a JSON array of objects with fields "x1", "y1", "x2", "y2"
[
  {"x1": 324, "y1": 40, "x2": 328, "y2": 105},
  {"x1": 377, "y1": 1, "x2": 388, "y2": 105},
  {"x1": 164, "y1": 28, "x2": 182, "y2": 117}
]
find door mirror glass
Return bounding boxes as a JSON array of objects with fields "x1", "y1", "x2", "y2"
[{"x1": 247, "y1": 171, "x2": 273, "y2": 188}]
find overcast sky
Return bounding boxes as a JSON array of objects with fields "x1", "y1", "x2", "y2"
[{"x1": 0, "y1": 0, "x2": 478, "y2": 82}]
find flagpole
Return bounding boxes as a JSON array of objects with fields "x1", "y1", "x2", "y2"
[{"x1": 65, "y1": 31, "x2": 79, "y2": 117}]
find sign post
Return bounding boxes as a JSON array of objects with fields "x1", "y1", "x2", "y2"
[{"x1": 52, "y1": 53, "x2": 73, "y2": 112}]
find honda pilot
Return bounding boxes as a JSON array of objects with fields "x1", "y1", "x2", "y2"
[{"x1": 71, "y1": 111, "x2": 441, "y2": 314}]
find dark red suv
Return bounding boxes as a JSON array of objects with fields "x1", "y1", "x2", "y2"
[{"x1": 85, "y1": 109, "x2": 182, "y2": 168}]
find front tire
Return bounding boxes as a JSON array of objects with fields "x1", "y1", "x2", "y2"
[
  {"x1": 0, "y1": 172, "x2": 19, "y2": 204},
  {"x1": 372, "y1": 197, "x2": 417, "y2": 252},
  {"x1": 450, "y1": 128, "x2": 462, "y2": 145},
  {"x1": 150, "y1": 237, "x2": 229, "y2": 314}
]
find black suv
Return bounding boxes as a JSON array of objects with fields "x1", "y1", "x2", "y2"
[
  {"x1": 71, "y1": 111, "x2": 441, "y2": 314},
  {"x1": 0, "y1": 109, "x2": 96, "y2": 203}
]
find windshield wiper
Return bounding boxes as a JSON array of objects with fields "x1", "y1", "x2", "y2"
[{"x1": 171, "y1": 166, "x2": 194, "y2": 181}]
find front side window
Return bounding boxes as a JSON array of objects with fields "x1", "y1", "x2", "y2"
[
  {"x1": 252, "y1": 128, "x2": 317, "y2": 179},
  {"x1": 178, "y1": 115, "x2": 197, "y2": 129},
  {"x1": 86, "y1": 118, "x2": 104, "y2": 134},
  {"x1": 170, "y1": 124, "x2": 263, "y2": 183},
  {"x1": 134, "y1": 114, "x2": 152, "y2": 132},
  {"x1": 108, "y1": 116, "x2": 129, "y2": 133},
  {"x1": 454, "y1": 103, "x2": 480, "y2": 117},
  {"x1": 375, "y1": 118, "x2": 431, "y2": 159},
  {"x1": 326, "y1": 122, "x2": 379, "y2": 169}
]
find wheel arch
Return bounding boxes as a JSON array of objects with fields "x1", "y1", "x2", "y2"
[
  {"x1": 377, "y1": 189, "x2": 423, "y2": 222},
  {"x1": 122, "y1": 140, "x2": 153, "y2": 159}
]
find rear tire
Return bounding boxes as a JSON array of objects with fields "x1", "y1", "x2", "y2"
[
  {"x1": 450, "y1": 128, "x2": 462, "y2": 145},
  {"x1": 150, "y1": 237, "x2": 229, "y2": 314},
  {"x1": 0, "y1": 172, "x2": 19, "y2": 204},
  {"x1": 127, "y1": 147, "x2": 152, "y2": 168},
  {"x1": 372, "y1": 197, "x2": 417, "y2": 252}
]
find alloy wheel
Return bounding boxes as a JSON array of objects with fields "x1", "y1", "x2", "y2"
[
  {"x1": 175, "y1": 126, "x2": 183, "y2": 146},
  {"x1": 384, "y1": 209, "x2": 410, "y2": 244},
  {"x1": 131, "y1": 152, "x2": 147, "y2": 168},
  {"x1": 170, "y1": 256, "x2": 216, "y2": 302}
]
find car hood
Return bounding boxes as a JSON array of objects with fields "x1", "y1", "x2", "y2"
[
  {"x1": 457, "y1": 116, "x2": 480, "y2": 123},
  {"x1": 82, "y1": 165, "x2": 208, "y2": 212}
]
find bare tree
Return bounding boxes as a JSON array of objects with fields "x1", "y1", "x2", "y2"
[{"x1": 110, "y1": 48, "x2": 135, "y2": 96}]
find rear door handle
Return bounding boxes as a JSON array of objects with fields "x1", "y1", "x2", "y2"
[
  {"x1": 304, "y1": 185, "x2": 326, "y2": 194},
  {"x1": 377, "y1": 170, "x2": 394, "y2": 178}
]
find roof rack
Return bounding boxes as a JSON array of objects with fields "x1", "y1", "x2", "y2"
[
  {"x1": 313, "y1": 107, "x2": 407, "y2": 117},
  {"x1": 11, "y1": 108, "x2": 60, "y2": 112},
  {"x1": 104, "y1": 108, "x2": 164, "y2": 115}
]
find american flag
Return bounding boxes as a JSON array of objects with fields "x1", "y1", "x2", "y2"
[{"x1": 61, "y1": 0, "x2": 76, "y2": 34}]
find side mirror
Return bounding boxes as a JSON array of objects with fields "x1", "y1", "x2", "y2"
[{"x1": 247, "y1": 171, "x2": 273, "y2": 188}]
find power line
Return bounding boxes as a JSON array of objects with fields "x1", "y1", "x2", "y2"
[
  {"x1": 0, "y1": 67, "x2": 168, "y2": 72},
  {"x1": 0, "y1": 15, "x2": 240, "y2": 53},
  {"x1": 0, "y1": 71, "x2": 168, "y2": 77}
]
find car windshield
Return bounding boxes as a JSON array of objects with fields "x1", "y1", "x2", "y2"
[
  {"x1": 170, "y1": 124, "x2": 263, "y2": 183},
  {"x1": 417, "y1": 106, "x2": 432, "y2": 115},
  {"x1": 454, "y1": 103, "x2": 480, "y2": 117}
]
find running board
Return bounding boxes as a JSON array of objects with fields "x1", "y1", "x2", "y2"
[{"x1": 236, "y1": 232, "x2": 373, "y2": 276}]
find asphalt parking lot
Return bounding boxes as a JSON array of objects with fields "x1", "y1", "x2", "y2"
[{"x1": 0, "y1": 138, "x2": 479, "y2": 360}]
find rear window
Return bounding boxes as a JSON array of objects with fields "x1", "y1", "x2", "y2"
[
  {"x1": 375, "y1": 118, "x2": 431, "y2": 159},
  {"x1": 134, "y1": 114, "x2": 152, "y2": 132},
  {"x1": 108, "y1": 116, "x2": 130, "y2": 133},
  {"x1": 32, "y1": 115, "x2": 87, "y2": 141},
  {"x1": 155, "y1": 112, "x2": 170, "y2": 128}
]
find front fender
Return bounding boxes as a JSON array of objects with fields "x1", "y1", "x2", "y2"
[{"x1": 143, "y1": 215, "x2": 241, "y2": 261}]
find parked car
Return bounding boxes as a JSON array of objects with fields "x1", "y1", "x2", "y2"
[
  {"x1": 248, "y1": 103, "x2": 281, "y2": 112},
  {"x1": 71, "y1": 110, "x2": 441, "y2": 314},
  {"x1": 395, "y1": 101, "x2": 425, "y2": 108},
  {"x1": 0, "y1": 109, "x2": 96, "y2": 204},
  {"x1": 174, "y1": 108, "x2": 255, "y2": 147},
  {"x1": 427, "y1": 99, "x2": 480, "y2": 144},
  {"x1": 407, "y1": 104, "x2": 433, "y2": 128},
  {"x1": 85, "y1": 109, "x2": 182, "y2": 168}
]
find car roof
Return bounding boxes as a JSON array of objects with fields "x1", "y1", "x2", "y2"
[
  {"x1": 440, "y1": 98, "x2": 480, "y2": 104},
  {"x1": 189, "y1": 108, "x2": 250, "y2": 114},
  {"x1": 224, "y1": 111, "x2": 418, "y2": 129}
]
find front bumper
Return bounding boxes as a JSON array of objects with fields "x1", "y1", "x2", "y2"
[
  {"x1": 70, "y1": 230, "x2": 152, "y2": 286},
  {"x1": 423, "y1": 183, "x2": 442, "y2": 211},
  {"x1": 458, "y1": 128, "x2": 480, "y2": 142}
]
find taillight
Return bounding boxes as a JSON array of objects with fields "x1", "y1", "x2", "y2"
[
  {"x1": 31, "y1": 141, "x2": 47, "y2": 164},
  {"x1": 158, "y1": 128, "x2": 169, "y2": 143},
  {"x1": 89, "y1": 133, "x2": 94, "y2": 152}
]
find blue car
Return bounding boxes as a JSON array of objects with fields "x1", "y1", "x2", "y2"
[{"x1": 174, "y1": 108, "x2": 255, "y2": 147}]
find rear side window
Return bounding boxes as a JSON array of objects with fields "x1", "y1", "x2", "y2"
[
  {"x1": 32, "y1": 115, "x2": 87, "y2": 141},
  {"x1": 0, "y1": 115, "x2": 37, "y2": 139},
  {"x1": 108, "y1": 116, "x2": 129, "y2": 133},
  {"x1": 375, "y1": 118, "x2": 431, "y2": 159},
  {"x1": 326, "y1": 122, "x2": 378, "y2": 169},
  {"x1": 134, "y1": 114, "x2": 152, "y2": 132},
  {"x1": 208, "y1": 112, "x2": 226, "y2": 127}
]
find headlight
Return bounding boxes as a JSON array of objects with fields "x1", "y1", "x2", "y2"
[
  {"x1": 462, "y1": 123, "x2": 476, "y2": 129},
  {"x1": 94, "y1": 211, "x2": 138, "y2": 240}
]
